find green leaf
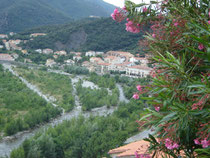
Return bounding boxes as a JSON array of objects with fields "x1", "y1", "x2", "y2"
[
  {"x1": 159, "y1": 112, "x2": 177, "y2": 123},
  {"x1": 139, "y1": 114, "x2": 152, "y2": 121}
]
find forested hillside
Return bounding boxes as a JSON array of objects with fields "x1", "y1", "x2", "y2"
[
  {"x1": 0, "y1": 0, "x2": 71, "y2": 33},
  {"x1": 0, "y1": 0, "x2": 115, "y2": 33},
  {"x1": 20, "y1": 18, "x2": 146, "y2": 53},
  {"x1": 44, "y1": 0, "x2": 115, "y2": 19}
]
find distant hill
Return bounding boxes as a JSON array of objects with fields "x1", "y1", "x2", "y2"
[
  {"x1": 44, "y1": 0, "x2": 115, "y2": 19},
  {"x1": 19, "y1": 18, "x2": 147, "y2": 53},
  {"x1": 0, "y1": 0, "x2": 116, "y2": 33}
]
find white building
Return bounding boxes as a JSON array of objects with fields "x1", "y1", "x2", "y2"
[
  {"x1": 4, "y1": 42, "x2": 10, "y2": 50},
  {"x1": 43, "y1": 49, "x2": 53, "y2": 54},
  {"x1": 129, "y1": 57, "x2": 149, "y2": 66},
  {"x1": 85, "y1": 51, "x2": 96, "y2": 57},
  {"x1": 0, "y1": 34, "x2": 8, "y2": 39},
  {"x1": 54, "y1": 50, "x2": 67, "y2": 56},
  {"x1": 9, "y1": 32, "x2": 15, "y2": 36},
  {"x1": 46, "y1": 59, "x2": 56, "y2": 67},
  {"x1": 96, "y1": 52, "x2": 104, "y2": 56},
  {"x1": 35, "y1": 49, "x2": 42, "y2": 53},
  {"x1": 104, "y1": 56, "x2": 122, "y2": 64},
  {"x1": 30, "y1": 33, "x2": 46, "y2": 37},
  {"x1": 125, "y1": 65, "x2": 152, "y2": 78},
  {"x1": 65, "y1": 59, "x2": 75, "y2": 65},
  {"x1": 106, "y1": 51, "x2": 134, "y2": 61},
  {"x1": 73, "y1": 55, "x2": 82, "y2": 61}
]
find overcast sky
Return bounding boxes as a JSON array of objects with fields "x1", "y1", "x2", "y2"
[{"x1": 103, "y1": 0, "x2": 151, "y2": 7}]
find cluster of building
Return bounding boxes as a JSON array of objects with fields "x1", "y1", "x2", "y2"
[
  {"x1": 82, "y1": 51, "x2": 152, "y2": 78},
  {"x1": 0, "y1": 32, "x2": 46, "y2": 52},
  {"x1": 0, "y1": 32, "x2": 152, "y2": 78}
]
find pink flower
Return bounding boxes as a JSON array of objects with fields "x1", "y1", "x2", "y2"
[
  {"x1": 194, "y1": 139, "x2": 200, "y2": 145},
  {"x1": 198, "y1": 43, "x2": 204, "y2": 50},
  {"x1": 111, "y1": 8, "x2": 125, "y2": 22},
  {"x1": 208, "y1": 21, "x2": 210, "y2": 25},
  {"x1": 135, "y1": 151, "x2": 140, "y2": 158},
  {"x1": 209, "y1": 11, "x2": 210, "y2": 18},
  {"x1": 125, "y1": 20, "x2": 140, "y2": 33},
  {"x1": 162, "y1": 0, "x2": 168, "y2": 4},
  {"x1": 201, "y1": 139, "x2": 209, "y2": 148},
  {"x1": 155, "y1": 107, "x2": 160, "y2": 112},
  {"x1": 152, "y1": 34, "x2": 156, "y2": 38},
  {"x1": 174, "y1": 22, "x2": 179, "y2": 27},
  {"x1": 133, "y1": 93, "x2": 139, "y2": 100},
  {"x1": 172, "y1": 143, "x2": 179, "y2": 149},
  {"x1": 164, "y1": 139, "x2": 179, "y2": 150},
  {"x1": 136, "y1": 85, "x2": 142, "y2": 91},
  {"x1": 143, "y1": 7, "x2": 147, "y2": 13}
]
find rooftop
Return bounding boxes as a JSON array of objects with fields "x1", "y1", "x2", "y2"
[{"x1": 108, "y1": 139, "x2": 171, "y2": 158}]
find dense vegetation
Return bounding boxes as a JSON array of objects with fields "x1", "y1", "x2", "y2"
[
  {"x1": 116, "y1": 76, "x2": 151, "y2": 99},
  {"x1": 0, "y1": 64, "x2": 61, "y2": 136},
  {"x1": 0, "y1": 0, "x2": 115, "y2": 33},
  {"x1": 15, "y1": 67, "x2": 75, "y2": 111},
  {"x1": 10, "y1": 100, "x2": 144, "y2": 158},
  {"x1": 19, "y1": 18, "x2": 146, "y2": 53},
  {"x1": 88, "y1": 73, "x2": 116, "y2": 89},
  {"x1": 75, "y1": 80, "x2": 119, "y2": 111},
  {"x1": 64, "y1": 65, "x2": 89, "y2": 75}
]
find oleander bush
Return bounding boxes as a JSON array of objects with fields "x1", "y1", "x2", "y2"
[{"x1": 112, "y1": 0, "x2": 210, "y2": 157}]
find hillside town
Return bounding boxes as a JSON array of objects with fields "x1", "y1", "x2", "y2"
[{"x1": 0, "y1": 33, "x2": 152, "y2": 78}]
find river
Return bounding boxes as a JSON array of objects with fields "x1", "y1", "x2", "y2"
[{"x1": 0, "y1": 64, "x2": 128, "y2": 157}]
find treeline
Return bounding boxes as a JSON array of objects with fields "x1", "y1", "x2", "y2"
[
  {"x1": 76, "y1": 80, "x2": 119, "y2": 111},
  {"x1": 0, "y1": 65, "x2": 61, "y2": 136},
  {"x1": 64, "y1": 65, "x2": 89, "y2": 75},
  {"x1": 88, "y1": 73, "x2": 116, "y2": 89},
  {"x1": 15, "y1": 67, "x2": 75, "y2": 111},
  {"x1": 10, "y1": 101, "x2": 144, "y2": 158}
]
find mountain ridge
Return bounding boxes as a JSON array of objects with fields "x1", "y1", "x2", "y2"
[{"x1": 0, "y1": 0, "x2": 116, "y2": 33}]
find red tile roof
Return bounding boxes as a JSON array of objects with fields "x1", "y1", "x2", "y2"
[
  {"x1": 0, "y1": 54, "x2": 14, "y2": 61},
  {"x1": 105, "y1": 56, "x2": 118, "y2": 60},
  {"x1": 108, "y1": 140, "x2": 172, "y2": 158},
  {"x1": 98, "y1": 62, "x2": 111, "y2": 66},
  {"x1": 115, "y1": 62, "x2": 132, "y2": 67}
]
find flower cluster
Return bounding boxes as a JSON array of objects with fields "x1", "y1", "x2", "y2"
[
  {"x1": 164, "y1": 138, "x2": 179, "y2": 150},
  {"x1": 135, "y1": 152, "x2": 151, "y2": 158},
  {"x1": 111, "y1": 8, "x2": 125, "y2": 22},
  {"x1": 126, "y1": 19, "x2": 140, "y2": 33},
  {"x1": 111, "y1": 7, "x2": 141, "y2": 33},
  {"x1": 194, "y1": 138, "x2": 210, "y2": 148},
  {"x1": 132, "y1": 85, "x2": 143, "y2": 99}
]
